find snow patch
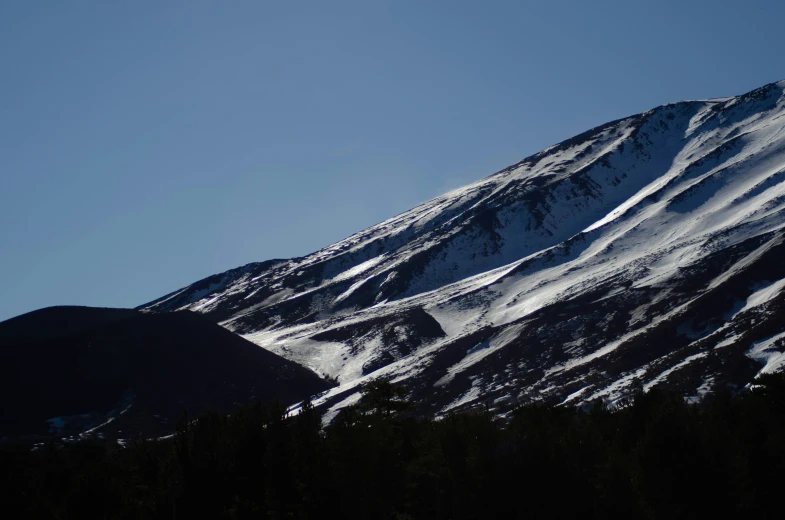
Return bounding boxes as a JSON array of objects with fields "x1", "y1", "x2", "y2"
[{"x1": 746, "y1": 332, "x2": 785, "y2": 377}]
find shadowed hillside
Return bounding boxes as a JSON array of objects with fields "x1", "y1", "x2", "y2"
[{"x1": 0, "y1": 307, "x2": 333, "y2": 440}]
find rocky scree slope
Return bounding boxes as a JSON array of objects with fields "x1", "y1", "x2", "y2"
[{"x1": 143, "y1": 80, "x2": 785, "y2": 421}]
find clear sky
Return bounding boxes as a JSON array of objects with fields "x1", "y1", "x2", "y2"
[{"x1": 2, "y1": 0, "x2": 784, "y2": 321}]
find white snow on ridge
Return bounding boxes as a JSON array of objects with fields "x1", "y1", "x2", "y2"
[
  {"x1": 747, "y1": 332, "x2": 785, "y2": 377},
  {"x1": 643, "y1": 352, "x2": 709, "y2": 392},
  {"x1": 330, "y1": 256, "x2": 386, "y2": 283},
  {"x1": 144, "y1": 81, "x2": 785, "y2": 416},
  {"x1": 435, "y1": 324, "x2": 527, "y2": 387},
  {"x1": 736, "y1": 278, "x2": 785, "y2": 316}
]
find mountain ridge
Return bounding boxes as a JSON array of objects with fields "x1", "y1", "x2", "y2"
[{"x1": 142, "y1": 79, "x2": 785, "y2": 420}]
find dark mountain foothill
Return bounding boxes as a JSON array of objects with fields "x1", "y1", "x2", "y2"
[{"x1": 0, "y1": 306, "x2": 332, "y2": 440}]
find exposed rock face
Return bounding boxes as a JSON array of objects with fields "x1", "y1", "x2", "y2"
[{"x1": 143, "y1": 81, "x2": 785, "y2": 420}]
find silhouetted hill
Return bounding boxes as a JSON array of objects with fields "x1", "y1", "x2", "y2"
[
  {"x1": 0, "y1": 306, "x2": 139, "y2": 345},
  {"x1": 0, "y1": 307, "x2": 333, "y2": 440}
]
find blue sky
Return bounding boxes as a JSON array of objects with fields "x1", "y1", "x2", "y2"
[{"x1": 2, "y1": 0, "x2": 784, "y2": 321}]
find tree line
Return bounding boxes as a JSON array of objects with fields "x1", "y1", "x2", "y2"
[{"x1": 3, "y1": 375, "x2": 785, "y2": 519}]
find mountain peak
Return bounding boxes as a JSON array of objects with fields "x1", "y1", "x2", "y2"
[{"x1": 142, "y1": 80, "x2": 785, "y2": 419}]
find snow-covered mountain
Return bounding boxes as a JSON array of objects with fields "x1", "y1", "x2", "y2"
[{"x1": 143, "y1": 80, "x2": 785, "y2": 420}]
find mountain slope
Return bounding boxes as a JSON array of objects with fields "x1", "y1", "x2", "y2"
[
  {"x1": 0, "y1": 307, "x2": 332, "y2": 439},
  {"x1": 143, "y1": 80, "x2": 785, "y2": 420}
]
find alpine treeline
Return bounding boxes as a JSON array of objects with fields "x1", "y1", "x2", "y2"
[{"x1": 3, "y1": 375, "x2": 785, "y2": 519}]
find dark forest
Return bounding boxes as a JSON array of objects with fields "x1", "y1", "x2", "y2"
[{"x1": 4, "y1": 376, "x2": 785, "y2": 519}]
